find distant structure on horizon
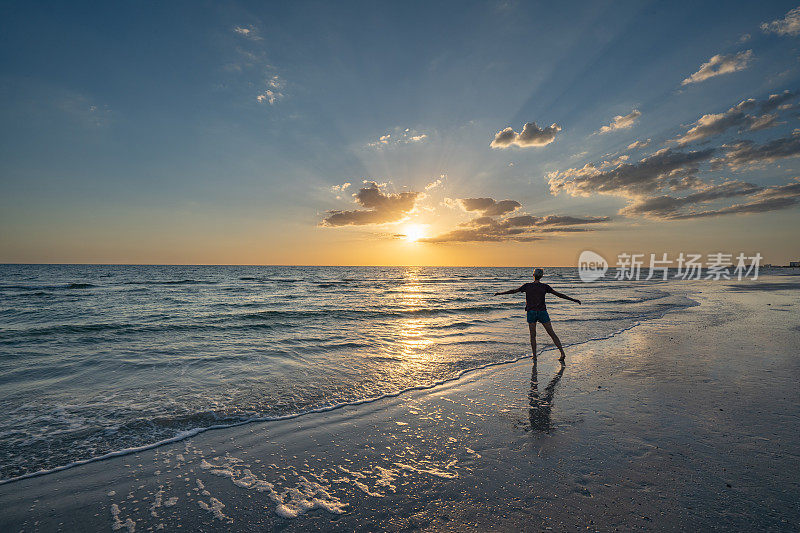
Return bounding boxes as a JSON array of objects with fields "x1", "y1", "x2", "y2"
[{"x1": 763, "y1": 261, "x2": 800, "y2": 268}]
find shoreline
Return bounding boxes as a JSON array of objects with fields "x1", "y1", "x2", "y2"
[
  {"x1": 1, "y1": 279, "x2": 798, "y2": 530},
  {"x1": 0, "y1": 318, "x2": 650, "y2": 488},
  {"x1": 0, "y1": 302, "x2": 667, "y2": 487}
]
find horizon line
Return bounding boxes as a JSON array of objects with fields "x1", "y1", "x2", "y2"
[{"x1": 0, "y1": 262, "x2": 578, "y2": 268}]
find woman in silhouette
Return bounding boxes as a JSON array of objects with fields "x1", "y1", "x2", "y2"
[{"x1": 495, "y1": 268, "x2": 581, "y2": 361}]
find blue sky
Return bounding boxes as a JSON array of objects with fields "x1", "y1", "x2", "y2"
[{"x1": 1, "y1": 1, "x2": 799, "y2": 265}]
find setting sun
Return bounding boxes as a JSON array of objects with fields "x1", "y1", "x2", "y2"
[{"x1": 402, "y1": 224, "x2": 426, "y2": 242}]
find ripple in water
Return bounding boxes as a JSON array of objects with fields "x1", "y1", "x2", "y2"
[{"x1": 0, "y1": 264, "x2": 694, "y2": 480}]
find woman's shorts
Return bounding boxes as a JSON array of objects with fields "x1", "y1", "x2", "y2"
[{"x1": 526, "y1": 309, "x2": 551, "y2": 324}]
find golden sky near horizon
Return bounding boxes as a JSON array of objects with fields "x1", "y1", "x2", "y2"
[{"x1": 2, "y1": 196, "x2": 797, "y2": 266}]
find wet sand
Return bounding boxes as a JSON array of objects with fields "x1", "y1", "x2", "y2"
[{"x1": 1, "y1": 279, "x2": 799, "y2": 531}]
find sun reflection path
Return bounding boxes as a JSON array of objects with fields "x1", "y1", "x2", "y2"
[{"x1": 394, "y1": 268, "x2": 435, "y2": 361}]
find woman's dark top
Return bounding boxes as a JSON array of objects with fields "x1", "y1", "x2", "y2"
[{"x1": 519, "y1": 282, "x2": 553, "y2": 311}]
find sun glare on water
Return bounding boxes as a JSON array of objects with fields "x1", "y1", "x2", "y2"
[{"x1": 402, "y1": 224, "x2": 426, "y2": 242}]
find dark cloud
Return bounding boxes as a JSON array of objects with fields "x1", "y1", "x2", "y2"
[
  {"x1": 760, "y1": 90, "x2": 799, "y2": 113},
  {"x1": 547, "y1": 147, "x2": 716, "y2": 197},
  {"x1": 422, "y1": 205, "x2": 610, "y2": 243},
  {"x1": 755, "y1": 179, "x2": 800, "y2": 199},
  {"x1": 490, "y1": 128, "x2": 517, "y2": 147},
  {"x1": 458, "y1": 198, "x2": 521, "y2": 216},
  {"x1": 617, "y1": 174, "x2": 800, "y2": 220},
  {"x1": 502, "y1": 214, "x2": 611, "y2": 227},
  {"x1": 490, "y1": 122, "x2": 561, "y2": 148},
  {"x1": 669, "y1": 184, "x2": 800, "y2": 218},
  {"x1": 549, "y1": 128, "x2": 800, "y2": 221},
  {"x1": 458, "y1": 198, "x2": 495, "y2": 211},
  {"x1": 670, "y1": 197, "x2": 797, "y2": 219},
  {"x1": 747, "y1": 113, "x2": 780, "y2": 131},
  {"x1": 322, "y1": 181, "x2": 422, "y2": 226},
  {"x1": 674, "y1": 99, "x2": 754, "y2": 145},
  {"x1": 711, "y1": 131, "x2": 800, "y2": 169},
  {"x1": 421, "y1": 229, "x2": 535, "y2": 243},
  {"x1": 673, "y1": 94, "x2": 795, "y2": 145},
  {"x1": 619, "y1": 181, "x2": 762, "y2": 218}
]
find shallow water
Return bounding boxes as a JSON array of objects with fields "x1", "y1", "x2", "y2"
[{"x1": 0, "y1": 265, "x2": 699, "y2": 479}]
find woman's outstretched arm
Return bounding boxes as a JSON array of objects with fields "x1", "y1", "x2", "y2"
[
  {"x1": 552, "y1": 289, "x2": 581, "y2": 304},
  {"x1": 494, "y1": 286, "x2": 523, "y2": 296}
]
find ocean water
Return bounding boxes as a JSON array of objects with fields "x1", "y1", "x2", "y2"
[{"x1": 0, "y1": 264, "x2": 697, "y2": 480}]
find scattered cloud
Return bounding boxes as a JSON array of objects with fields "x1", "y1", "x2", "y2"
[
  {"x1": 711, "y1": 130, "x2": 800, "y2": 170},
  {"x1": 747, "y1": 113, "x2": 780, "y2": 131},
  {"x1": 510, "y1": 214, "x2": 611, "y2": 226},
  {"x1": 627, "y1": 139, "x2": 651, "y2": 151},
  {"x1": 668, "y1": 179, "x2": 800, "y2": 219},
  {"x1": 380, "y1": 191, "x2": 615, "y2": 243},
  {"x1": 547, "y1": 147, "x2": 716, "y2": 198},
  {"x1": 321, "y1": 182, "x2": 422, "y2": 226},
  {"x1": 224, "y1": 31, "x2": 285, "y2": 105},
  {"x1": 233, "y1": 25, "x2": 262, "y2": 40},
  {"x1": 681, "y1": 50, "x2": 753, "y2": 85},
  {"x1": 673, "y1": 92, "x2": 798, "y2": 145},
  {"x1": 425, "y1": 176, "x2": 445, "y2": 190},
  {"x1": 761, "y1": 6, "x2": 800, "y2": 36},
  {"x1": 229, "y1": 47, "x2": 269, "y2": 71},
  {"x1": 421, "y1": 198, "x2": 610, "y2": 243},
  {"x1": 760, "y1": 90, "x2": 799, "y2": 112},
  {"x1": 330, "y1": 182, "x2": 351, "y2": 198},
  {"x1": 549, "y1": 126, "x2": 800, "y2": 221},
  {"x1": 331, "y1": 182, "x2": 351, "y2": 192},
  {"x1": 56, "y1": 93, "x2": 112, "y2": 127},
  {"x1": 618, "y1": 179, "x2": 800, "y2": 220},
  {"x1": 598, "y1": 109, "x2": 641, "y2": 134},
  {"x1": 739, "y1": 33, "x2": 751, "y2": 43},
  {"x1": 367, "y1": 128, "x2": 428, "y2": 149},
  {"x1": 490, "y1": 122, "x2": 561, "y2": 148},
  {"x1": 256, "y1": 75, "x2": 284, "y2": 105},
  {"x1": 618, "y1": 180, "x2": 762, "y2": 218},
  {"x1": 674, "y1": 99, "x2": 756, "y2": 145},
  {"x1": 457, "y1": 197, "x2": 521, "y2": 216}
]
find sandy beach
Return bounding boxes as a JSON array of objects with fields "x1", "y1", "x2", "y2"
[{"x1": 1, "y1": 277, "x2": 798, "y2": 532}]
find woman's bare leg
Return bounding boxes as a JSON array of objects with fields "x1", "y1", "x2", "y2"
[
  {"x1": 528, "y1": 322, "x2": 537, "y2": 359},
  {"x1": 542, "y1": 321, "x2": 566, "y2": 361}
]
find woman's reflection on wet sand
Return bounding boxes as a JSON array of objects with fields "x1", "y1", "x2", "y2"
[{"x1": 528, "y1": 361, "x2": 565, "y2": 432}]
